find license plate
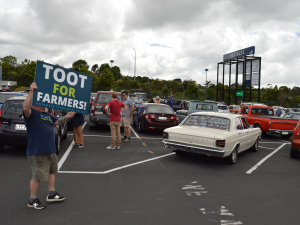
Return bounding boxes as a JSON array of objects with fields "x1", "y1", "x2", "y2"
[
  {"x1": 15, "y1": 124, "x2": 27, "y2": 130},
  {"x1": 95, "y1": 112, "x2": 103, "y2": 115},
  {"x1": 159, "y1": 117, "x2": 167, "y2": 120},
  {"x1": 282, "y1": 131, "x2": 288, "y2": 135}
]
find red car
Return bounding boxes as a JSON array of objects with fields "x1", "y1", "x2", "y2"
[
  {"x1": 290, "y1": 121, "x2": 300, "y2": 158},
  {"x1": 133, "y1": 103, "x2": 178, "y2": 132}
]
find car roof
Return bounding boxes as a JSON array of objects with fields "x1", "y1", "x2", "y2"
[
  {"x1": 4, "y1": 96, "x2": 27, "y2": 101},
  {"x1": 189, "y1": 111, "x2": 242, "y2": 119},
  {"x1": 0, "y1": 92, "x2": 25, "y2": 95},
  {"x1": 245, "y1": 105, "x2": 273, "y2": 109}
]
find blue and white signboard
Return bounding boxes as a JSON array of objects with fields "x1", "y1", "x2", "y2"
[
  {"x1": 223, "y1": 46, "x2": 255, "y2": 61},
  {"x1": 32, "y1": 61, "x2": 93, "y2": 115}
]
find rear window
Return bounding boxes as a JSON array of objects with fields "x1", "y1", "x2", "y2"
[
  {"x1": 95, "y1": 93, "x2": 122, "y2": 104},
  {"x1": 146, "y1": 105, "x2": 174, "y2": 114},
  {"x1": 0, "y1": 94, "x2": 20, "y2": 103},
  {"x1": 218, "y1": 106, "x2": 228, "y2": 110},
  {"x1": 2, "y1": 100, "x2": 24, "y2": 115},
  {"x1": 251, "y1": 108, "x2": 274, "y2": 115},
  {"x1": 183, "y1": 115, "x2": 230, "y2": 131},
  {"x1": 196, "y1": 104, "x2": 213, "y2": 110}
]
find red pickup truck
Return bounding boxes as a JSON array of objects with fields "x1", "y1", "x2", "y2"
[{"x1": 240, "y1": 105, "x2": 298, "y2": 139}]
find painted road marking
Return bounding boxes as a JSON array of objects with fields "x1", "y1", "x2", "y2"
[
  {"x1": 68, "y1": 133, "x2": 163, "y2": 140},
  {"x1": 183, "y1": 182, "x2": 207, "y2": 196},
  {"x1": 246, "y1": 143, "x2": 287, "y2": 174},
  {"x1": 200, "y1": 207, "x2": 243, "y2": 224},
  {"x1": 259, "y1": 146, "x2": 275, "y2": 150},
  {"x1": 58, "y1": 153, "x2": 175, "y2": 174},
  {"x1": 58, "y1": 122, "x2": 87, "y2": 171}
]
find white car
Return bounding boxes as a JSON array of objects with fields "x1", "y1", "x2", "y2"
[
  {"x1": 218, "y1": 104, "x2": 230, "y2": 113},
  {"x1": 162, "y1": 112, "x2": 261, "y2": 164}
]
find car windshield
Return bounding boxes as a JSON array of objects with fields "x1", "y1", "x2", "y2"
[
  {"x1": 0, "y1": 94, "x2": 20, "y2": 103},
  {"x1": 95, "y1": 93, "x2": 122, "y2": 103},
  {"x1": 283, "y1": 114, "x2": 300, "y2": 119},
  {"x1": 183, "y1": 115, "x2": 230, "y2": 131},
  {"x1": 135, "y1": 93, "x2": 147, "y2": 101},
  {"x1": 218, "y1": 106, "x2": 228, "y2": 110},
  {"x1": 146, "y1": 105, "x2": 174, "y2": 114},
  {"x1": 2, "y1": 100, "x2": 24, "y2": 116}
]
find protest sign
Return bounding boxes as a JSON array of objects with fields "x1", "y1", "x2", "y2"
[{"x1": 32, "y1": 61, "x2": 93, "y2": 114}]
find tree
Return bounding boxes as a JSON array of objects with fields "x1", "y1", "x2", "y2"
[
  {"x1": 98, "y1": 63, "x2": 110, "y2": 74},
  {"x1": 0, "y1": 55, "x2": 17, "y2": 76},
  {"x1": 161, "y1": 84, "x2": 170, "y2": 97},
  {"x1": 98, "y1": 68, "x2": 114, "y2": 88},
  {"x1": 24, "y1": 61, "x2": 37, "y2": 81},
  {"x1": 72, "y1": 59, "x2": 89, "y2": 72},
  {"x1": 183, "y1": 82, "x2": 200, "y2": 99},
  {"x1": 91, "y1": 64, "x2": 98, "y2": 73},
  {"x1": 112, "y1": 66, "x2": 122, "y2": 81}
]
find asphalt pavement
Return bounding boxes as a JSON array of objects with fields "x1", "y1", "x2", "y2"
[{"x1": 1, "y1": 117, "x2": 300, "y2": 225}]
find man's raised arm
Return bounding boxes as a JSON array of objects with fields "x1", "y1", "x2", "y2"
[{"x1": 23, "y1": 83, "x2": 37, "y2": 118}]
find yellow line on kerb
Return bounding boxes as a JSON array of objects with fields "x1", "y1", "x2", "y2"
[{"x1": 148, "y1": 151, "x2": 154, "y2": 153}]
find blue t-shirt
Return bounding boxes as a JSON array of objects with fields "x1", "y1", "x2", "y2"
[
  {"x1": 167, "y1": 99, "x2": 173, "y2": 109},
  {"x1": 24, "y1": 108, "x2": 58, "y2": 155}
]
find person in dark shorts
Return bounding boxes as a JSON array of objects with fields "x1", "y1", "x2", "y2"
[
  {"x1": 72, "y1": 113, "x2": 85, "y2": 148},
  {"x1": 23, "y1": 82, "x2": 76, "y2": 210},
  {"x1": 105, "y1": 92, "x2": 127, "y2": 150}
]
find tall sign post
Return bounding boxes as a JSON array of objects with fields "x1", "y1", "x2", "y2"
[{"x1": 216, "y1": 46, "x2": 261, "y2": 105}]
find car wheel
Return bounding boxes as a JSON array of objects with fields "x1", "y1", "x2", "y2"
[
  {"x1": 62, "y1": 126, "x2": 68, "y2": 140},
  {"x1": 226, "y1": 147, "x2": 238, "y2": 165},
  {"x1": 138, "y1": 120, "x2": 145, "y2": 133},
  {"x1": 175, "y1": 150, "x2": 186, "y2": 156},
  {"x1": 254, "y1": 124, "x2": 266, "y2": 137},
  {"x1": 55, "y1": 133, "x2": 61, "y2": 155},
  {"x1": 0, "y1": 144, "x2": 5, "y2": 152},
  {"x1": 250, "y1": 138, "x2": 259, "y2": 152},
  {"x1": 281, "y1": 134, "x2": 292, "y2": 140},
  {"x1": 290, "y1": 149, "x2": 298, "y2": 158}
]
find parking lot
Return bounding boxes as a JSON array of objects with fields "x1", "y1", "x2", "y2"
[{"x1": 1, "y1": 117, "x2": 300, "y2": 225}]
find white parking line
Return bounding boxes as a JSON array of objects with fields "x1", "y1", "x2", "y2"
[
  {"x1": 246, "y1": 143, "x2": 287, "y2": 174},
  {"x1": 130, "y1": 125, "x2": 140, "y2": 139},
  {"x1": 259, "y1": 146, "x2": 275, "y2": 150},
  {"x1": 58, "y1": 153, "x2": 175, "y2": 174},
  {"x1": 67, "y1": 134, "x2": 163, "y2": 140},
  {"x1": 58, "y1": 122, "x2": 86, "y2": 171}
]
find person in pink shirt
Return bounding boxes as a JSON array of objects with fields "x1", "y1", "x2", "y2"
[{"x1": 105, "y1": 92, "x2": 128, "y2": 150}]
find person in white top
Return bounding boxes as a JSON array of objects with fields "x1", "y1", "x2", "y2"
[{"x1": 134, "y1": 96, "x2": 143, "y2": 110}]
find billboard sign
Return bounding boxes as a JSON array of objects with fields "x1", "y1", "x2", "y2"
[
  {"x1": 223, "y1": 46, "x2": 255, "y2": 61},
  {"x1": 32, "y1": 61, "x2": 93, "y2": 114}
]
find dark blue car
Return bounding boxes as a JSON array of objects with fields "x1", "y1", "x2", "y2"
[{"x1": 0, "y1": 92, "x2": 27, "y2": 109}]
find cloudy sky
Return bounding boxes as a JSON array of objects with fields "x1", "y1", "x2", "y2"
[{"x1": 1, "y1": 0, "x2": 300, "y2": 88}]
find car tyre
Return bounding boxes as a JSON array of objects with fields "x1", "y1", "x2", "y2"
[
  {"x1": 138, "y1": 120, "x2": 145, "y2": 133},
  {"x1": 0, "y1": 144, "x2": 5, "y2": 152},
  {"x1": 250, "y1": 137, "x2": 259, "y2": 152},
  {"x1": 55, "y1": 133, "x2": 61, "y2": 155},
  {"x1": 290, "y1": 149, "x2": 298, "y2": 158},
  {"x1": 89, "y1": 122, "x2": 96, "y2": 130},
  {"x1": 254, "y1": 124, "x2": 266, "y2": 137},
  {"x1": 175, "y1": 150, "x2": 186, "y2": 156},
  {"x1": 226, "y1": 147, "x2": 238, "y2": 165},
  {"x1": 281, "y1": 134, "x2": 292, "y2": 140}
]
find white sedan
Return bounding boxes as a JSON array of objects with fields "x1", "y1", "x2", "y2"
[{"x1": 162, "y1": 112, "x2": 261, "y2": 164}]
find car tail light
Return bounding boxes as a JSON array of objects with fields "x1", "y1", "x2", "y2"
[
  {"x1": 293, "y1": 127, "x2": 300, "y2": 136},
  {"x1": 163, "y1": 132, "x2": 168, "y2": 139},
  {"x1": 216, "y1": 140, "x2": 225, "y2": 147},
  {"x1": 91, "y1": 105, "x2": 95, "y2": 114},
  {"x1": 170, "y1": 116, "x2": 178, "y2": 120},
  {"x1": 145, "y1": 114, "x2": 155, "y2": 119},
  {"x1": 0, "y1": 108, "x2": 2, "y2": 126}
]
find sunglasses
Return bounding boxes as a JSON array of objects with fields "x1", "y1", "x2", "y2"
[{"x1": 122, "y1": 94, "x2": 126, "y2": 96}]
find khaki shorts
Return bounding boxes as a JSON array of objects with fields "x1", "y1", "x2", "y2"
[
  {"x1": 121, "y1": 116, "x2": 130, "y2": 127},
  {"x1": 27, "y1": 153, "x2": 58, "y2": 182}
]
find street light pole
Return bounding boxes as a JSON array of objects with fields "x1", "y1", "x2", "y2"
[
  {"x1": 205, "y1": 69, "x2": 208, "y2": 100},
  {"x1": 110, "y1": 60, "x2": 114, "y2": 91},
  {"x1": 133, "y1": 48, "x2": 136, "y2": 81}
]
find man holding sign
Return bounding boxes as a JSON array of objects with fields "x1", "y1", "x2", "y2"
[{"x1": 23, "y1": 82, "x2": 76, "y2": 210}]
